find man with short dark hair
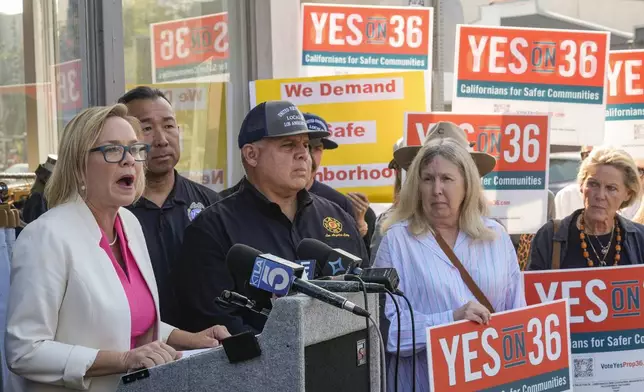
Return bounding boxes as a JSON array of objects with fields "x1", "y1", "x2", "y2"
[
  {"x1": 118, "y1": 86, "x2": 220, "y2": 325},
  {"x1": 174, "y1": 101, "x2": 368, "y2": 334}
]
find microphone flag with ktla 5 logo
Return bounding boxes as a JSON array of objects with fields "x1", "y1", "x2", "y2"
[{"x1": 226, "y1": 244, "x2": 370, "y2": 318}]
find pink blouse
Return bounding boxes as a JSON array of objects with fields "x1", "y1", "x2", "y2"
[{"x1": 99, "y1": 215, "x2": 157, "y2": 349}]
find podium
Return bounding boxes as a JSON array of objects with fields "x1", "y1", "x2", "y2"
[{"x1": 116, "y1": 292, "x2": 381, "y2": 392}]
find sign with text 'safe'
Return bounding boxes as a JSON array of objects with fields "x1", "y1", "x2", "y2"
[
  {"x1": 150, "y1": 13, "x2": 229, "y2": 83},
  {"x1": 606, "y1": 50, "x2": 644, "y2": 159},
  {"x1": 453, "y1": 25, "x2": 609, "y2": 146},
  {"x1": 524, "y1": 265, "x2": 644, "y2": 391},
  {"x1": 249, "y1": 71, "x2": 428, "y2": 203},
  {"x1": 427, "y1": 300, "x2": 572, "y2": 392},
  {"x1": 127, "y1": 82, "x2": 228, "y2": 191},
  {"x1": 404, "y1": 112, "x2": 550, "y2": 233},
  {"x1": 300, "y1": 3, "x2": 433, "y2": 75}
]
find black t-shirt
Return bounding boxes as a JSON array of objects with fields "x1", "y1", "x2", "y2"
[
  {"x1": 126, "y1": 171, "x2": 220, "y2": 325},
  {"x1": 173, "y1": 178, "x2": 369, "y2": 335},
  {"x1": 564, "y1": 211, "x2": 630, "y2": 269}
]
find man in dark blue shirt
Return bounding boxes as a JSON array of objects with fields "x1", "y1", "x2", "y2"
[
  {"x1": 118, "y1": 87, "x2": 220, "y2": 326},
  {"x1": 174, "y1": 101, "x2": 368, "y2": 335}
]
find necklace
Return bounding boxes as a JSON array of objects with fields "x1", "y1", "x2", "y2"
[
  {"x1": 109, "y1": 230, "x2": 118, "y2": 246},
  {"x1": 593, "y1": 229, "x2": 614, "y2": 256},
  {"x1": 579, "y1": 213, "x2": 621, "y2": 267}
]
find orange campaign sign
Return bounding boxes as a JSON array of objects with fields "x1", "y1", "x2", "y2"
[
  {"x1": 54, "y1": 59, "x2": 82, "y2": 113},
  {"x1": 426, "y1": 300, "x2": 572, "y2": 392},
  {"x1": 524, "y1": 265, "x2": 644, "y2": 390},
  {"x1": 300, "y1": 3, "x2": 433, "y2": 71},
  {"x1": 605, "y1": 50, "x2": 644, "y2": 157},
  {"x1": 404, "y1": 112, "x2": 550, "y2": 233},
  {"x1": 452, "y1": 25, "x2": 610, "y2": 146},
  {"x1": 150, "y1": 13, "x2": 229, "y2": 83}
]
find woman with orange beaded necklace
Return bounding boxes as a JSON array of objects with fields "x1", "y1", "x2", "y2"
[{"x1": 528, "y1": 147, "x2": 644, "y2": 270}]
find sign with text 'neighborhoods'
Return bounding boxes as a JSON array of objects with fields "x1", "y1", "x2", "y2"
[
  {"x1": 300, "y1": 3, "x2": 433, "y2": 75},
  {"x1": 453, "y1": 25, "x2": 609, "y2": 146},
  {"x1": 150, "y1": 13, "x2": 229, "y2": 83},
  {"x1": 427, "y1": 300, "x2": 572, "y2": 392},
  {"x1": 524, "y1": 265, "x2": 644, "y2": 391},
  {"x1": 250, "y1": 71, "x2": 428, "y2": 203},
  {"x1": 404, "y1": 112, "x2": 550, "y2": 233},
  {"x1": 606, "y1": 50, "x2": 644, "y2": 159},
  {"x1": 127, "y1": 82, "x2": 228, "y2": 192}
]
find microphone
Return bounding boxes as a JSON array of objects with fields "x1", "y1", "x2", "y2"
[
  {"x1": 222, "y1": 290, "x2": 256, "y2": 308},
  {"x1": 227, "y1": 244, "x2": 370, "y2": 318},
  {"x1": 308, "y1": 280, "x2": 388, "y2": 293},
  {"x1": 296, "y1": 238, "x2": 362, "y2": 277},
  {"x1": 296, "y1": 238, "x2": 402, "y2": 293},
  {"x1": 216, "y1": 290, "x2": 270, "y2": 317}
]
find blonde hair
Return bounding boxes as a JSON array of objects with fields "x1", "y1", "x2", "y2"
[
  {"x1": 382, "y1": 138, "x2": 496, "y2": 241},
  {"x1": 45, "y1": 104, "x2": 145, "y2": 208},
  {"x1": 577, "y1": 146, "x2": 641, "y2": 209}
]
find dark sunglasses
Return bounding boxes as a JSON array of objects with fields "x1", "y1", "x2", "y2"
[{"x1": 89, "y1": 143, "x2": 150, "y2": 163}]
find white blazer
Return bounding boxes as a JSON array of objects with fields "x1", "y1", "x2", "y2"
[{"x1": 4, "y1": 198, "x2": 175, "y2": 392}]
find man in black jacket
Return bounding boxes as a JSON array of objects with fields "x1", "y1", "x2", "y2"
[
  {"x1": 174, "y1": 101, "x2": 368, "y2": 335},
  {"x1": 118, "y1": 86, "x2": 220, "y2": 325}
]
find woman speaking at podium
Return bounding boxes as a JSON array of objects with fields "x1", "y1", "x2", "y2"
[
  {"x1": 4, "y1": 105, "x2": 229, "y2": 392},
  {"x1": 373, "y1": 122, "x2": 526, "y2": 392}
]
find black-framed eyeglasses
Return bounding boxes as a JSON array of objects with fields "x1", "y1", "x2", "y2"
[{"x1": 89, "y1": 143, "x2": 150, "y2": 163}]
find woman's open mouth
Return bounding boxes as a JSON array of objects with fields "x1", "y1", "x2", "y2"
[{"x1": 116, "y1": 175, "x2": 135, "y2": 188}]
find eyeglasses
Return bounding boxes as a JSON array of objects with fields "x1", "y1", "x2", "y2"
[{"x1": 89, "y1": 143, "x2": 150, "y2": 163}]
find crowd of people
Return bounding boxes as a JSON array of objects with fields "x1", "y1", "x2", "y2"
[{"x1": 2, "y1": 85, "x2": 644, "y2": 392}]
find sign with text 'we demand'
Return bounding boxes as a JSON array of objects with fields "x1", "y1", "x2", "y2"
[
  {"x1": 605, "y1": 50, "x2": 644, "y2": 158},
  {"x1": 524, "y1": 265, "x2": 644, "y2": 391},
  {"x1": 249, "y1": 71, "x2": 428, "y2": 203},
  {"x1": 427, "y1": 300, "x2": 572, "y2": 392},
  {"x1": 404, "y1": 112, "x2": 550, "y2": 234},
  {"x1": 452, "y1": 25, "x2": 609, "y2": 146}
]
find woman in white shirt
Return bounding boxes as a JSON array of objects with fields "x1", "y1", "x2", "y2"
[
  {"x1": 374, "y1": 122, "x2": 526, "y2": 392},
  {"x1": 5, "y1": 104, "x2": 230, "y2": 392}
]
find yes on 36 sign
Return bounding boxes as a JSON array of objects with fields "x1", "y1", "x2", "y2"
[
  {"x1": 605, "y1": 50, "x2": 644, "y2": 158},
  {"x1": 404, "y1": 112, "x2": 550, "y2": 234},
  {"x1": 524, "y1": 265, "x2": 644, "y2": 391},
  {"x1": 427, "y1": 300, "x2": 572, "y2": 392},
  {"x1": 453, "y1": 25, "x2": 609, "y2": 146},
  {"x1": 150, "y1": 13, "x2": 229, "y2": 83},
  {"x1": 300, "y1": 3, "x2": 433, "y2": 73}
]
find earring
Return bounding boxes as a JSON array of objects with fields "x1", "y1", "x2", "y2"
[{"x1": 80, "y1": 184, "x2": 86, "y2": 191}]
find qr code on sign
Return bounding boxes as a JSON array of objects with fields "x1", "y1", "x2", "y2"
[
  {"x1": 634, "y1": 124, "x2": 644, "y2": 140},
  {"x1": 574, "y1": 358, "x2": 594, "y2": 378}
]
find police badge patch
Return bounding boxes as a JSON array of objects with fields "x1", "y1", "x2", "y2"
[{"x1": 187, "y1": 202, "x2": 205, "y2": 221}]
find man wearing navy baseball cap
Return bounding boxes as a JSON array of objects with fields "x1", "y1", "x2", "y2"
[
  {"x1": 174, "y1": 101, "x2": 369, "y2": 335},
  {"x1": 304, "y1": 112, "x2": 378, "y2": 262}
]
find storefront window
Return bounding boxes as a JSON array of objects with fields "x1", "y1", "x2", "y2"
[
  {"x1": 0, "y1": 0, "x2": 85, "y2": 177},
  {"x1": 122, "y1": 0, "x2": 235, "y2": 192}
]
